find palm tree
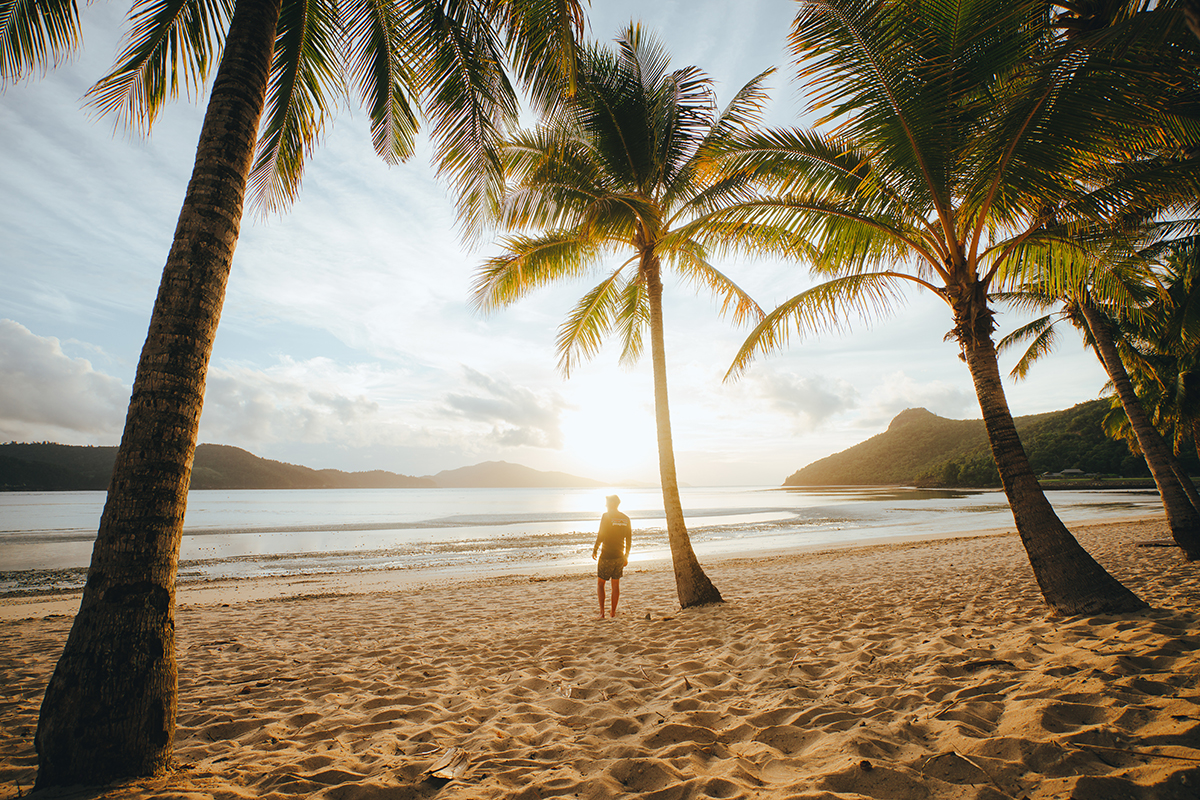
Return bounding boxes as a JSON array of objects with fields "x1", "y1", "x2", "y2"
[
  {"x1": 720, "y1": 0, "x2": 1197, "y2": 614},
  {"x1": 4, "y1": 0, "x2": 584, "y2": 786},
  {"x1": 1125, "y1": 238, "x2": 1200, "y2": 462},
  {"x1": 999, "y1": 235, "x2": 1200, "y2": 559},
  {"x1": 1094, "y1": 238, "x2": 1200, "y2": 470},
  {"x1": 471, "y1": 24, "x2": 795, "y2": 608}
]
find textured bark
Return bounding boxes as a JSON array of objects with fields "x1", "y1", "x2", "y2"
[
  {"x1": 1079, "y1": 303, "x2": 1200, "y2": 560},
  {"x1": 34, "y1": 0, "x2": 281, "y2": 786},
  {"x1": 948, "y1": 280, "x2": 1146, "y2": 614},
  {"x1": 1168, "y1": 452, "x2": 1200, "y2": 514},
  {"x1": 643, "y1": 255, "x2": 722, "y2": 608}
]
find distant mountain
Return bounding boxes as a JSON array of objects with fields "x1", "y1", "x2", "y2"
[
  {"x1": 0, "y1": 443, "x2": 434, "y2": 491},
  {"x1": 426, "y1": 460, "x2": 607, "y2": 488},
  {"x1": 784, "y1": 399, "x2": 1169, "y2": 488}
]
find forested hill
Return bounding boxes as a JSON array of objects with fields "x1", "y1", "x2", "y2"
[
  {"x1": 0, "y1": 443, "x2": 435, "y2": 491},
  {"x1": 783, "y1": 399, "x2": 1182, "y2": 488}
]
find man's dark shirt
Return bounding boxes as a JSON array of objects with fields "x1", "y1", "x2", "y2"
[{"x1": 594, "y1": 511, "x2": 632, "y2": 560}]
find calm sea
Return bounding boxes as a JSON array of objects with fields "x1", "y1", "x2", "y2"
[{"x1": 0, "y1": 485, "x2": 1163, "y2": 594}]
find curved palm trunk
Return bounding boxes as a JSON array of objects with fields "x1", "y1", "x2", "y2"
[
  {"x1": 950, "y1": 283, "x2": 1145, "y2": 614},
  {"x1": 34, "y1": 0, "x2": 281, "y2": 786},
  {"x1": 644, "y1": 257, "x2": 722, "y2": 608},
  {"x1": 1079, "y1": 303, "x2": 1200, "y2": 560}
]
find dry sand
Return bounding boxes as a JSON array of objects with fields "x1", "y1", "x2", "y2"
[{"x1": 1, "y1": 518, "x2": 1198, "y2": 800}]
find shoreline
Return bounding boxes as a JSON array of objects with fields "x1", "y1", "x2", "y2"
[
  {"x1": 2, "y1": 516, "x2": 1197, "y2": 799},
  {"x1": 0, "y1": 515, "x2": 1161, "y2": 622}
]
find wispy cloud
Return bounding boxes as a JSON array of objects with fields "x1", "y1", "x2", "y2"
[
  {"x1": 755, "y1": 371, "x2": 859, "y2": 430},
  {"x1": 443, "y1": 367, "x2": 571, "y2": 448}
]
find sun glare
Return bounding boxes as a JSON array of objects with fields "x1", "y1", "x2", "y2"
[{"x1": 560, "y1": 383, "x2": 657, "y2": 481}]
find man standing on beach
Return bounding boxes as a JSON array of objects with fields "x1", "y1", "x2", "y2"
[{"x1": 592, "y1": 494, "x2": 632, "y2": 619}]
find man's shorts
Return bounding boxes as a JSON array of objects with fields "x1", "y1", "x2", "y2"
[{"x1": 597, "y1": 556, "x2": 626, "y2": 580}]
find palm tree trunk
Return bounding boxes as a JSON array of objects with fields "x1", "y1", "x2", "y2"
[
  {"x1": 643, "y1": 257, "x2": 722, "y2": 608},
  {"x1": 1079, "y1": 302, "x2": 1200, "y2": 560},
  {"x1": 34, "y1": 0, "x2": 281, "y2": 786},
  {"x1": 950, "y1": 284, "x2": 1145, "y2": 614}
]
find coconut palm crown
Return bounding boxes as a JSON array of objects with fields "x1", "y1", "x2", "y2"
[
  {"x1": 472, "y1": 24, "x2": 807, "y2": 608},
  {"x1": 718, "y1": 0, "x2": 1199, "y2": 613}
]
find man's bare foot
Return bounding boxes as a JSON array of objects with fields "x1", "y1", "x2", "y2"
[
  {"x1": 610, "y1": 611, "x2": 618, "y2": 618},
  {"x1": 595, "y1": 612, "x2": 606, "y2": 619}
]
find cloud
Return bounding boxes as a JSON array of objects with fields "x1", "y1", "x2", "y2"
[
  {"x1": 856, "y1": 370, "x2": 975, "y2": 427},
  {"x1": 0, "y1": 319, "x2": 128, "y2": 442},
  {"x1": 198, "y1": 359, "x2": 394, "y2": 446},
  {"x1": 443, "y1": 367, "x2": 571, "y2": 448},
  {"x1": 754, "y1": 371, "x2": 859, "y2": 430}
]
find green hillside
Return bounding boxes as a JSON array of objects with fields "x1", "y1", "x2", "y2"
[
  {"x1": 784, "y1": 400, "x2": 1176, "y2": 487},
  {"x1": 0, "y1": 443, "x2": 435, "y2": 491}
]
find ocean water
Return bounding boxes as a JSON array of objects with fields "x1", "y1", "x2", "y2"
[{"x1": 0, "y1": 485, "x2": 1164, "y2": 594}]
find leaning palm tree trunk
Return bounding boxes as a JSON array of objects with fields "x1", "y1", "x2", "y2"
[
  {"x1": 644, "y1": 258, "x2": 722, "y2": 608},
  {"x1": 34, "y1": 0, "x2": 281, "y2": 785},
  {"x1": 1079, "y1": 303, "x2": 1200, "y2": 560},
  {"x1": 953, "y1": 290, "x2": 1146, "y2": 614}
]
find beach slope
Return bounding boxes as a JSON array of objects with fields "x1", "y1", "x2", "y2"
[{"x1": 2, "y1": 519, "x2": 1197, "y2": 799}]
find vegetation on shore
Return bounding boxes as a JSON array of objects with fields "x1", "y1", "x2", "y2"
[{"x1": 786, "y1": 400, "x2": 1200, "y2": 489}]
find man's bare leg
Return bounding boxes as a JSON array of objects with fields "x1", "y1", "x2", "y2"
[
  {"x1": 610, "y1": 578, "x2": 620, "y2": 617},
  {"x1": 596, "y1": 577, "x2": 607, "y2": 619}
]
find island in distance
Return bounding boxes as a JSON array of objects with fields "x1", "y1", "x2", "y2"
[
  {"x1": 0, "y1": 444, "x2": 608, "y2": 492},
  {"x1": 785, "y1": 399, "x2": 1182, "y2": 489}
]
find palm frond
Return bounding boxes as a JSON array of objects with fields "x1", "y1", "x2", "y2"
[
  {"x1": 666, "y1": 67, "x2": 775, "y2": 211},
  {"x1": 410, "y1": 0, "x2": 518, "y2": 237},
  {"x1": 1, "y1": 0, "x2": 81, "y2": 82},
  {"x1": 85, "y1": 0, "x2": 232, "y2": 130},
  {"x1": 341, "y1": 0, "x2": 420, "y2": 166},
  {"x1": 722, "y1": 127, "x2": 949, "y2": 264},
  {"x1": 668, "y1": 241, "x2": 764, "y2": 326},
  {"x1": 495, "y1": 126, "x2": 616, "y2": 231},
  {"x1": 556, "y1": 269, "x2": 625, "y2": 376},
  {"x1": 471, "y1": 229, "x2": 606, "y2": 310},
  {"x1": 686, "y1": 196, "x2": 943, "y2": 279},
  {"x1": 248, "y1": 0, "x2": 345, "y2": 214},
  {"x1": 493, "y1": 0, "x2": 584, "y2": 111},
  {"x1": 706, "y1": 67, "x2": 775, "y2": 146},
  {"x1": 614, "y1": 274, "x2": 648, "y2": 367},
  {"x1": 726, "y1": 272, "x2": 915, "y2": 380},
  {"x1": 997, "y1": 315, "x2": 1061, "y2": 379}
]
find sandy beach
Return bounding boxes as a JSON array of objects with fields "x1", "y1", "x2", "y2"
[{"x1": 2, "y1": 517, "x2": 1198, "y2": 799}]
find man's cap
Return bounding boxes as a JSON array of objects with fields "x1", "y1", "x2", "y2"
[{"x1": 606, "y1": 494, "x2": 620, "y2": 505}]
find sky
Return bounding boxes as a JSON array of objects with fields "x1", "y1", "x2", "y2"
[{"x1": 0, "y1": 0, "x2": 1113, "y2": 487}]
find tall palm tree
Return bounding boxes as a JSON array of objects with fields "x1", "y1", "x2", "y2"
[
  {"x1": 1126, "y1": 238, "x2": 1200, "y2": 461},
  {"x1": 4, "y1": 0, "x2": 584, "y2": 786},
  {"x1": 721, "y1": 0, "x2": 1197, "y2": 614},
  {"x1": 471, "y1": 24, "x2": 795, "y2": 608},
  {"x1": 1094, "y1": 237, "x2": 1200, "y2": 469},
  {"x1": 999, "y1": 235, "x2": 1200, "y2": 559}
]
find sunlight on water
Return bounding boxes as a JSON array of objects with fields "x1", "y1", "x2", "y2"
[{"x1": 0, "y1": 486, "x2": 1163, "y2": 593}]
